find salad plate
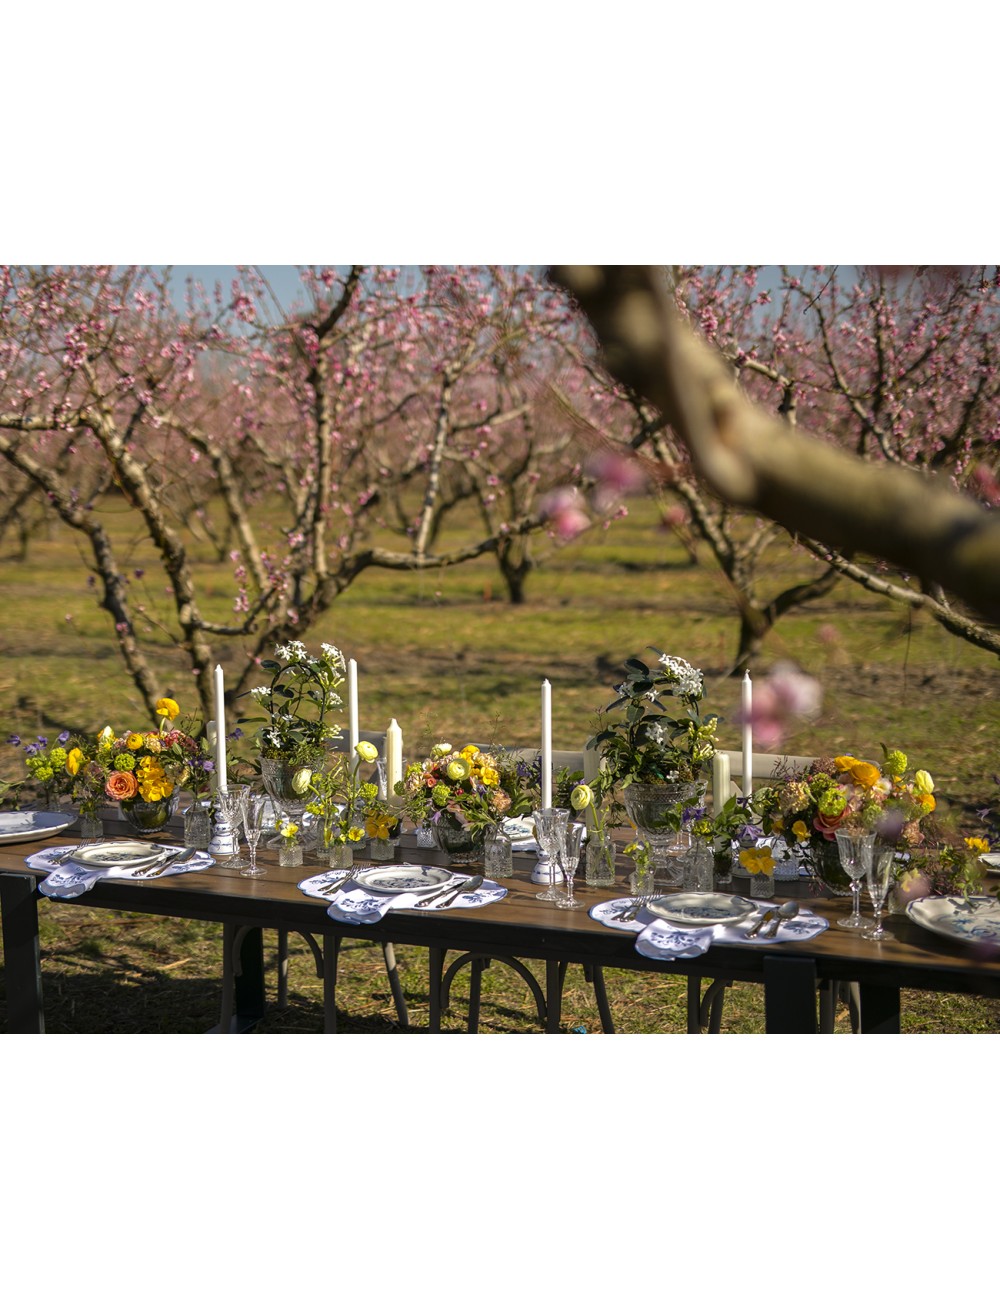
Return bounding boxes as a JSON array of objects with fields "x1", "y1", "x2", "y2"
[
  {"x1": 979, "y1": 852, "x2": 1000, "y2": 876},
  {"x1": 906, "y1": 895, "x2": 1000, "y2": 946},
  {"x1": 69, "y1": 840, "x2": 168, "y2": 871},
  {"x1": 0, "y1": 810, "x2": 76, "y2": 845},
  {"x1": 355, "y1": 864, "x2": 453, "y2": 895},
  {"x1": 647, "y1": 892, "x2": 756, "y2": 927}
]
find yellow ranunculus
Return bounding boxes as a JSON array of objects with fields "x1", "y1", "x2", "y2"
[
  {"x1": 355, "y1": 740, "x2": 379, "y2": 763},
  {"x1": 460, "y1": 744, "x2": 481, "y2": 760},
  {"x1": 570, "y1": 783, "x2": 593, "y2": 811},
  {"x1": 126, "y1": 732, "x2": 144, "y2": 750},
  {"x1": 447, "y1": 757, "x2": 472, "y2": 781},
  {"x1": 914, "y1": 770, "x2": 934, "y2": 795},
  {"x1": 849, "y1": 761, "x2": 881, "y2": 790},
  {"x1": 917, "y1": 793, "x2": 936, "y2": 812},
  {"x1": 66, "y1": 747, "x2": 84, "y2": 776},
  {"x1": 155, "y1": 697, "x2": 180, "y2": 722},
  {"x1": 478, "y1": 765, "x2": 500, "y2": 787},
  {"x1": 834, "y1": 755, "x2": 858, "y2": 772},
  {"x1": 291, "y1": 767, "x2": 312, "y2": 794}
]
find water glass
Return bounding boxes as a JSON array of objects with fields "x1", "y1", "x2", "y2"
[
  {"x1": 864, "y1": 844, "x2": 896, "y2": 941},
  {"x1": 533, "y1": 808, "x2": 569, "y2": 901},
  {"x1": 835, "y1": 828, "x2": 876, "y2": 930},
  {"x1": 240, "y1": 792, "x2": 268, "y2": 878},
  {"x1": 555, "y1": 822, "x2": 586, "y2": 910}
]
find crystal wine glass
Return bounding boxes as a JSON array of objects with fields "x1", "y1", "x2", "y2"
[
  {"x1": 240, "y1": 791, "x2": 268, "y2": 878},
  {"x1": 533, "y1": 808, "x2": 570, "y2": 901},
  {"x1": 863, "y1": 844, "x2": 896, "y2": 942},
  {"x1": 555, "y1": 821, "x2": 586, "y2": 910},
  {"x1": 216, "y1": 783, "x2": 250, "y2": 870},
  {"x1": 834, "y1": 828, "x2": 876, "y2": 930}
]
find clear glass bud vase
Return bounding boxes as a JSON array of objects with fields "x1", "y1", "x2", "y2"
[{"x1": 484, "y1": 825, "x2": 514, "y2": 878}]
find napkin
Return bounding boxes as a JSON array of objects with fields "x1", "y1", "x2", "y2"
[
  {"x1": 589, "y1": 897, "x2": 830, "y2": 962},
  {"x1": 298, "y1": 867, "x2": 507, "y2": 926},
  {"x1": 32, "y1": 844, "x2": 215, "y2": 900}
]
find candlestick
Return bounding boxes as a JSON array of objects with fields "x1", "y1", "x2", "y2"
[
  {"x1": 741, "y1": 670, "x2": 753, "y2": 800},
  {"x1": 712, "y1": 750, "x2": 731, "y2": 813},
  {"x1": 348, "y1": 658, "x2": 360, "y2": 771},
  {"x1": 541, "y1": 679, "x2": 552, "y2": 809},
  {"x1": 385, "y1": 718, "x2": 403, "y2": 808},
  {"x1": 214, "y1": 664, "x2": 228, "y2": 795}
]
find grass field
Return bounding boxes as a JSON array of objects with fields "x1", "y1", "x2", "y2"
[{"x1": 2, "y1": 494, "x2": 999, "y2": 1033}]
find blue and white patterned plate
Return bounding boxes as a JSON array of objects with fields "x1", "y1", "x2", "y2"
[
  {"x1": 355, "y1": 864, "x2": 453, "y2": 895},
  {"x1": 647, "y1": 892, "x2": 756, "y2": 927},
  {"x1": 907, "y1": 895, "x2": 1000, "y2": 946}
]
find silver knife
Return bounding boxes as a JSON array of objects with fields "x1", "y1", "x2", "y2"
[
  {"x1": 746, "y1": 907, "x2": 777, "y2": 939},
  {"x1": 414, "y1": 874, "x2": 481, "y2": 909}
]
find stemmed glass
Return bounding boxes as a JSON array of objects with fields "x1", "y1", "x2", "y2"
[
  {"x1": 216, "y1": 783, "x2": 251, "y2": 870},
  {"x1": 834, "y1": 828, "x2": 876, "y2": 931},
  {"x1": 240, "y1": 792, "x2": 268, "y2": 878},
  {"x1": 864, "y1": 844, "x2": 896, "y2": 942},
  {"x1": 533, "y1": 808, "x2": 570, "y2": 901},
  {"x1": 554, "y1": 822, "x2": 586, "y2": 910}
]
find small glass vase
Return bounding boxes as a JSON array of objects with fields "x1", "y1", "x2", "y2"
[
  {"x1": 713, "y1": 838, "x2": 733, "y2": 886},
  {"x1": 683, "y1": 840, "x2": 714, "y2": 892},
  {"x1": 183, "y1": 797, "x2": 212, "y2": 850},
  {"x1": 750, "y1": 870, "x2": 775, "y2": 899},
  {"x1": 415, "y1": 824, "x2": 436, "y2": 849},
  {"x1": 278, "y1": 840, "x2": 304, "y2": 868},
  {"x1": 368, "y1": 835, "x2": 396, "y2": 862},
  {"x1": 77, "y1": 809, "x2": 103, "y2": 839},
  {"x1": 585, "y1": 830, "x2": 616, "y2": 887},
  {"x1": 484, "y1": 825, "x2": 514, "y2": 879},
  {"x1": 328, "y1": 840, "x2": 354, "y2": 872}
]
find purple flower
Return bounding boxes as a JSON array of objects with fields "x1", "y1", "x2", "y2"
[
  {"x1": 227, "y1": 727, "x2": 244, "y2": 740},
  {"x1": 57, "y1": 730, "x2": 70, "y2": 744},
  {"x1": 7, "y1": 734, "x2": 20, "y2": 746},
  {"x1": 36, "y1": 735, "x2": 48, "y2": 747}
]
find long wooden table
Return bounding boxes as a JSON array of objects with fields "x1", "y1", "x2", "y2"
[{"x1": 3, "y1": 823, "x2": 1000, "y2": 1033}]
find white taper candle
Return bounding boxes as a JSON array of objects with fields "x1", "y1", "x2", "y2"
[
  {"x1": 213, "y1": 664, "x2": 228, "y2": 795},
  {"x1": 541, "y1": 679, "x2": 553, "y2": 809},
  {"x1": 385, "y1": 718, "x2": 403, "y2": 808},
  {"x1": 712, "y1": 750, "x2": 730, "y2": 814},
  {"x1": 741, "y1": 670, "x2": 753, "y2": 799},
  {"x1": 348, "y1": 658, "x2": 359, "y2": 771}
]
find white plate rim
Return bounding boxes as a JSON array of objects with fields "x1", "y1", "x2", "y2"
[
  {"x1": 69, "y1": 840, "x2": 167, "y2": 870},
  {"x1": 647, "y1": 892, "x2": 756, "y2": 927},
  {"x1": 980, "y1": 852, "x2": 1000, "y2": 874},
  {"x1": 0, "y1": 810, "x2": 77, "y2": 845},
  {"x1": 906, "y1": 895, "x2": 1000, "y2": 945},
  {"x1": 355, "y1": 864, "x2": 454, "y2": 895}
]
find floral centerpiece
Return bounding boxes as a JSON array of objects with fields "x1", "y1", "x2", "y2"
[
  {"x1": 399, "y1": 742, "x2": 533, "y2": 862},
  {"x1": 751, "y1": 746, "x2": 936, "y2": 894},
  {"x1": 86, "y1": 698, "x2": 209, "y2": 831},
  {"x1": 895, "y1": 834, "x2": 990, "y2": 904},
  {"x1": 247, "y1": 641, "x2": 345, "y2": 774},
  {"x1": 8, "y1": 731, "x2": 74, "y2": 808},
  {"x1": 303, "y1": 741, "x2": 398, "y2": 863}
]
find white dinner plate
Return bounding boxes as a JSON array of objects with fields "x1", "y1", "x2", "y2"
[
  {"x1": 69, "y1": 840, "x2": 168, "y2": 871},
  {"x1": 647, "y1": 892, "x2": 757, "y2": 927},
  {"x1": 906, "y1": 895, "x2": 1000, "y2": 946},
  {"x1": 355, "y1": 864, "x2": 453, "y2": 895},
  {"x1": 0, "y1": 810, "x2": 77, "y2": 845},
  {"x1": 980, "y1": 852, "x2": 1000, "y2": 876}
]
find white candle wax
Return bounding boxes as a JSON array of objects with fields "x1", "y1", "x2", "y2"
[
  {"x1": 541, "y1": 679, "x2": 553, "y2": 809},
  {"x1": 206, "y1": 721, "x2": 218, "y2": 795},
  {"x1": 214, "y1": 664, "x2": 228, "y2": 795},
  {"x1": 712, "y1": 751, "x2": 730, "y2": 814},
  {"x1": 385, "y1": 718, "x2": 403, "y2": 807},
  {"x1": 348, "y1": 658, "x2": 360, "y2": 771},
  {"x1": 741, "y1": 670, "x2": 753, "y2": 799}
]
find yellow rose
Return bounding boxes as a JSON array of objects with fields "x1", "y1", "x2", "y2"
[
  {"x1": 914, "y1": 770, "x2": 934, "y2": 795},
  {"x1": 447, "y1": 757, "x2": 472, "y2": 781},
  {"x1": 154, "y1": 697, "x2": 180, "y2": 722},
  {"x1": 126, "y1": 732, "x2": 144, "y2": 750},
  {"x1": 355, "y1": 740, "x2": 379, "y2": 763},
  {"x1": 570, "y1": 784, "x2": 594, "y2": 811},
  {"x1": 66, "y1": 747, "x2": 84, "y2": 776}
]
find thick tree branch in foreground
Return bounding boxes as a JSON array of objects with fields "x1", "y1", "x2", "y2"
[{"x1": 551, "y1": 266, "x2": 1000, "y2": 622}]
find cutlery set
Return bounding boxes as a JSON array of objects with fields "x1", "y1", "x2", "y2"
[{"x1": 617, "y1": 897, "x2": 801, "y2": 936}]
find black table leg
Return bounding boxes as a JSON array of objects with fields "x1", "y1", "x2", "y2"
[
  {"x1": 231, "y1": 926, "x2": 265, "y2": 1031},
  {"x1": 857, "y1": 982, "x2": 901, "y2": 1034},
  {"x1": 428, "y1": 948, "x2": 446, "y2": 1032},
  {"x1": 763, "y1": 955, "x2": 818, "y2": 1033},
  {"x1": 0, "y1": 872, "x2": 44, "y2": 1033}
]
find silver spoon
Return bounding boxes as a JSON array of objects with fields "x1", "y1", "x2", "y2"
[
  {"x1": 765, "y1": 900, "x2": 800, "y2": 938},
  {"x1": 415, "y1": 873, "x2": 484, "y2": 909}
]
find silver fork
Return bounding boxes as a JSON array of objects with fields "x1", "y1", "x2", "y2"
[{"x1": 319, "y1": 866, "x2": 361, "y2": 896}]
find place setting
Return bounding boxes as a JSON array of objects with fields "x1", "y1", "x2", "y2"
[
  {"x1": 297, "y1": 861, "x2": 508, "y2": 925},
  {"x1": 590, "y1": 889, "x2": 830, "y2": 962},
  {"x1": 30, "y1": 839, "x2": 215, "y2": 899}
]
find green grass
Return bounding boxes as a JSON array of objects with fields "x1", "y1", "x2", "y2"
[{"x1": 2, "y1": 492, "x2": 999, "y2": 1032}]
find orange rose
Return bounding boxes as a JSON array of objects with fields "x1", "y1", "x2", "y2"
[{"x1": 105, "y1": 770, "x2": 139, "y2": 801}]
